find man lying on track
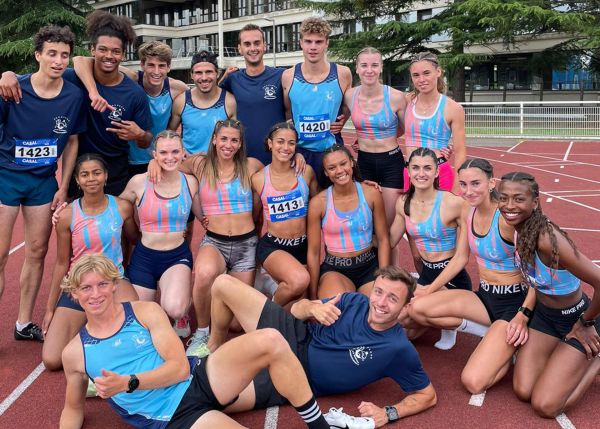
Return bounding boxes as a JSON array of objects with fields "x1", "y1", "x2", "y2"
[
  {"x1": 209, "y1": 266, "x2": 437, "y2": 427},
  {"x1": 59, "y1": 254, "x2": 332, "y2": 429}
]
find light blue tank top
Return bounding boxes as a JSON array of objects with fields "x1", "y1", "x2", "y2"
[
  {"x1": 289, "y1": 63, "x2": 344, "y2": 152},
  {"x1": 79, "y1": 302, "x2": 191, "y2": 427},
  {"x1": 405, "y1": 191, "x2": 457, "y2": 253},
  {"x1": 468, "y1": 208, "x2": 517, "y2": 272},
  {"x1": 181, "y1": 89, "x2": 228, "y2": 154},
  {"x1": 129, "y1": 72, "x2": 173, "y2": 165},
  {"x1": 515, "y1": 249, "x2": 580, "y2": 295}
]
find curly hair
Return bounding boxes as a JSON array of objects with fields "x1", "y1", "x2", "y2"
[
  {"x1": 33, "y1": 25, "x2": 75, "y2": 53},
  {"x1": 499, "y1": 172, "x2": 578, "y2": 285},
  {"x1": 138, "y1": 41, "x2": 172, "y2": 65},
  {"x1": 299, "y1": 17, "x2": 331, "y2": 39},
  {"x1": 86, "y1": 9, "x2": 136, "y2": 48},
  {"x1": 404, "y1": 147, "x2": 440, "y2": 216}
]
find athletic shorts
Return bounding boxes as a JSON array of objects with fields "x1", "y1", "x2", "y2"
[
  {"x1": 0, "y1": 168, "x2": 57, "y2": 206},
  {"x1": 252, "y1": 299, "x2": 311, "y2": 409},
  {"x1": 167, "y1": 357, "x2": 238, "y2": 428},
  {"x1": 201, "y1": 230, "x2": 258, "y2": 272},
  {"x1": 127, "y1": 241, "x2": 193, "y2": 290},
  {"x1": 418, "y1": 257, "x2": 472, "y2": 290},
  {"x1": 529, "y1": 294, "x2": 600, "y2": 355},
  {"x1": 357, "y1": 148, "x2": 405, "y2": 189},
  {"x1": 403, "y1": 156, "x2": 454, "y2": 192},
  {"x1": 320, "y1": 248, "x2": 379, "y2": 289},
  {"x1": 475, "y1": 280, "x2": 527, "y2": 322},
  {"x1": 128, "y1": 163, "x2": 149, "y2": 180},
  {"x1": 256, "y1": 233, "x2": 307, "y2": 265},
  {"x1": 297, "y1": 147, "x2": 328, "y2": 189}
]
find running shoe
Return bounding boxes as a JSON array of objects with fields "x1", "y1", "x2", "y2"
[
  {"x1": 186, "y1": 331, "x2": 210, "y2": 358},
  {"x1": 324, "y1": 407, "x2": 375, "y2": 429},
  {"x1": 173, "y1": 315, "x2": 191, "y2": 338},
  {"x1": 14, "y1": 322, "x2": 44, "y2": 342}
]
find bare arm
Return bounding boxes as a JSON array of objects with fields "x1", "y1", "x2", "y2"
[
  {"x1": 52, "y1": 135, "x2": 78, "y2": 210},
  {"x1": 60, "y1": 340, "x2": 88, "y2": 429},
  {"x1": 169, "y1": 78, "x2": 189, "y2": 98},
  {"x1": 282, "y1": 69, "x2": 293, "y2": 120},
  {"x1": 307, "y1": 193, "x2": 325, "y2": 300},
  {"x1": 72, "y1": 56, "x2": 114, "y2": 113},
  {"x1": 118, "y1": 199, "x2": 140, "y2": 245},
  {"x1": 168, "y1": 92, "x2": 185, "y2": 131},
  {"x1": 290, "y1": 293, "x2": 342, "y2": 325},
  {"x1": 0, "y1": 70, "x2": 22, "y2": 102},
  {"x1": 447, "y1": 100, "x2": 466, "y2": 193},
  {"x1": 389, "y1": 197, "x2": 407, "y2": 248},
  {"x1": 224, "y1": 91, "x2": 237, "y2": 119},
  {"x1": 368, "y1": 185, "x2": 391, "y2": 267}
]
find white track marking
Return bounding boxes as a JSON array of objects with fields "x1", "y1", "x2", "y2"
[
  {"x1": 563, "y1": 141, "x2": 574, "y2": 161},
  {"x1": 477, "y1": 146, "x2": 600, "y2": 170},
  {"x1": 9, "y1": 242, "x2": 25, "y2": 255},
  {"x1": 552, "y1": 193, "x2": 600, "y2": 198},
  {"x1": 542, "y1": 192, "x2": 600, "y2": 213},
  {"x1": 507, "y1": 141, "x2": 523, "y2": 152},
  {"x1": 0, "y1": 363, "x2": 45, "y2": 415},
  {"x1": 546, "y1": 198, "x2": 553, "y2": 203},
  {"x1": 468, "y1": 392, "x2": 486, "y2": 407},
  {"x1": 548, "y1": 189, "x2": 600, "y2": 193},
  {"x1": 554, "y1": 179, "x2": 560, "y2": 183},
  {"x1": 555, "y1": 413, "x2": 576, "y2": 429},
  {"x1": 562, "y1": 228, "x2": 600, "y2": 232},
  {"x1": 264, "y1": 406, "x2": 279, "y2": 429}
]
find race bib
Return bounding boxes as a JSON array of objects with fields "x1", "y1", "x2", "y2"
[
  {"x1": 298, "y1": 114, "x2": 330, "y2": 141},
  {"x1": 14, "y1": 138, "x2": 58, "y2": 166},
  {"x1": 267, "y1": 189, "x2": 306, "y2": 222}
]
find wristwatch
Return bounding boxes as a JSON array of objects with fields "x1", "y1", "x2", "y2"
[
  {"x1": 579, "y1": 313, "x2": 596, "y2": 328},
  {"x1": 384, "y1": 405, "x2": 400, "y2": 422},
  {"x1": 126, "y1": 374, "x2": 139, "y2": 393},
  {"x1": 518, "y1": 306, "x2": 533, "y2": 318}
]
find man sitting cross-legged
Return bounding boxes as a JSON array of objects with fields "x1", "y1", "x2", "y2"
[
  {"x1": 59, "y1": 254, "x2": 330, "y2": 429},
  {"x1": 209, "y1": 266, "x2": 437, "y2": 428}
]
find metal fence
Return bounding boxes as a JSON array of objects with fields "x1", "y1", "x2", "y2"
[{"x1": 461, "y1": 101, "x2": 600, "y2": 140}]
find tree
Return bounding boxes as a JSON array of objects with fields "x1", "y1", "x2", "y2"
[
  {"x1": 306, "y1": 0, "x2": 599, "y2": 100},
  {"x1": 0, "y1": 0, "x2": 90, "y2": 74}
]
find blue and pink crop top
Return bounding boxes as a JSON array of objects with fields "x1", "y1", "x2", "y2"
[
  {"x1": 137, "y1": 173, "x2": 192, "y2": 233},
  {"x1": 322, "y1": 182, "x2": 373, "y2": 253},
  {"x1": 404, "y1": 94, "x2": 452, "y2": 150},
  {"x1": 260, "y1": 165, "x2": 310, "y2": 223},
  {"x1": 405, "y1": 191, "x2": 457, "y2": 253},
  {"x1": 350, "y1": 85, "x2": 399, "y2": 140},
  {"x1": 468, "y1": 208, "x2": 517, "y2": 272},
  {"x1": 199, "y1": 176, "x2": 252, "y2": 216},
  {"x1": 515, "y1": 245, "x2": 580, "y2": 296}
]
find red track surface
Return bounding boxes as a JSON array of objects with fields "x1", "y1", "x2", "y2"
[{"x1": 1, "y1": 140, "x2": 599, "y2": 429}]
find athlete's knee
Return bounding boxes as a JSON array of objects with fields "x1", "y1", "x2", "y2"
[
  {"x1": 461, "y1": 369, "x2": 486, "y2": 394},
  {"x1": 531, "y1": 394, "x2": 562, "y2": 419},
  {"x1": 211, "y1": 274, "x2": 237, "y2": 296},
  {"x1": 513, "y1": 378, "x2": 533, "y2": 402},
  {"x1": 257, "y1": 328, "x2": 288, "y2": 356},
  {"x1": 162, "y1": 300, "x2": 188, "y2": 320},
  {"x1": 284, "y1": 271, "x2": 310, "y2": 297},
  {"x1": 24, "y1": 241, "x2": 49, "y2": 261},
  {"x1": 194, "y1": 268, "x2": 222, "y2": 292},
  {"x1": 42, "y1": 348, "x2": 63, "y2": 372}
]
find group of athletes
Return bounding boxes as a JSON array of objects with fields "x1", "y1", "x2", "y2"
[{"x1": 0, "y1": 8, "x2": 599, "y2": 429}]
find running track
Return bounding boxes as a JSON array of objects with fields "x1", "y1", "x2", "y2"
[{"x1": 0, "y1": 140, "x2": 598, "y2": 428}]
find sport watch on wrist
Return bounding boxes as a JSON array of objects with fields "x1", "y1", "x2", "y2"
[
  {"x1": 385, "y1": 405, "x2": 400, "y2": 422},
  {"x1": 518, "y1": 306, "x2": 533, "y2": 318},
  {"x1": 579, "y1": 314, "x2": 596, "y2": 328},
  {"x1": 126, "y1": 374, "x2": 139, "y2": 393}
]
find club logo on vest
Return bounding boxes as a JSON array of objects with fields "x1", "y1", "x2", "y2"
[
  {"x1": 349, "y1": 346, "x2": 373, "y2": 365},
  {"x1": 263, "y1": 84, "x2": 277, "y2": 100},
  {"x1": 53, "y1": 116, "x2": 70, "y2": 134},
  {"x1": 108, "y1": 105, "x2": 126, "y2": 122}
]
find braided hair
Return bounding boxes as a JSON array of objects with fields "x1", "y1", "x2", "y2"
[{"x1": 499, "y1": 172, "x2": 578, "y2": 283}]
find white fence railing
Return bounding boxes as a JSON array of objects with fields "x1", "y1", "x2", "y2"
[{"x1": 461, "y1": 101, "x2": 600, "y2": 140}]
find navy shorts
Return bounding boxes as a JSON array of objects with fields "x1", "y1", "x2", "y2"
[
  {"x1": 297, "y1": 146, "x2": 328, "y2": 189},
  {"x1": 128, "y1": 241, "x2": 193, "y2": 290},
  {"x1": 201, "y1": 230, "x2": 258, "y2": 272},
  {"x1": 418, "y1": 257, "x2": 472, "y2": 290},
  {"x1": 357, "y1": 148, "x2": 405, "y2": 189},
  {"x1": 529, "y1": 294, "x2": 600, "y2": 355},
  {"x1": 0, "y1": 168, "x2": 57, "y2": 206},
  {"x1": 475, "y1": 280, "x2": 527, "y2": 322},
  {"x1": 256, "y1": 233, "x2": 307, "y2": 265},
  {"x1": 320, "y1": 248, "x2": 379, "y2": 289}
]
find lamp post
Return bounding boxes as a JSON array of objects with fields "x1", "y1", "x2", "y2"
[
  {"x1": 263, "y1": 16, "x2": 276, "y2": 67},
  {"x1": 217, "y1": 0, "x2": 224, "y2": 68}
]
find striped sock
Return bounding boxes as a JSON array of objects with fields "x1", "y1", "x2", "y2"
[{"x1": 294, "y1": 397, "x2": 329, "y2": 429}]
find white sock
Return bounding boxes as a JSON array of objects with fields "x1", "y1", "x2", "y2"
[
  {"x1": 196, "y1": 327, "x2": 209, "y2": 337},
  {"x1": 434, "y1": 329, "x2": 457, "y2": 350},
  {"x1": 457, "y1": 319, "x2": 488, "y2": 337},
  {"x1": 16, "y1": 321, "x2": 31, "y2": 331}
]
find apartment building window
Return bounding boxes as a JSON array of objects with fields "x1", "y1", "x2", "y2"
[
  {"x1": 279, "y1": 22, "x2": 300, "y2": 53},
  {"x1": 417, "y1": 9, "x2": 432, "y2": 21},
  {"x1": 106, "y1": 2, "x2": 137, "y2": 20}
]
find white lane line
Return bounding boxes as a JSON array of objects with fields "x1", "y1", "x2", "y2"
[
  {"x1": 563, "y1": 228, "x2": 600, "y2": 232},
  {"x1": 542, "y1": 193, "x2": 600, "y2": 214},
  {"x1": 548, "y1": 189, "x2": 600, "y2": 193},
  {"x1": 555, "y1": 413, "x2": 576, "y2": 429},
  {"x1": 0, "y1": 362, "x2": 45, "y2": 415},
  {"x1": 507, "y1": 141, "x2": 523, "y2": 153},
  {"x1": 9, "y1": 242, "x2": 25, "y2": 255},
  {"x1": 476, "y1": 146, "x2": 600, "y2": 169},
  {"x1": 546, "y1": 198, "x2": 553, "y2": 203},
  {"x1": 563, "y1": 141, "x2": 574, "y2": 161},
  {"x1": 264, "y1": 406, "x2": 279, "y2": 429},
  {"x1": 468, "y1": 391, "x2": 486, "y2": 407}
]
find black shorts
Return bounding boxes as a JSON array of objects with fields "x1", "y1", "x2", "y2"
[
  {"x1": 252, "y1": 299, "x2": 311, "y2": 409},
  {"x1": 320, "y1": 248, "x2": 378, "y2": 289},
  {"x1": 475, "y1": 280, "x2": 527, "y2": 322},
  {"x1": 418, "y1": 257, "x2": 472, "y2": 290},
  {"x1": 357, "y1": 148, "x2": 405, "y2": 189},
  {"x1": 529, "y1": 294, "x2": 600, "y2": 355},
  {"x1": 256, "y1": 233, "x2": 307, "y2": 265},
  {"x1": 167, "y1": 357, "x2": 237, "y2": 429}
]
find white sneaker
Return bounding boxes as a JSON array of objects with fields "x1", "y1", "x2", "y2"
[
  {"x1": 186, "y1": 330, "x2": 210, "y2": 358},
  {"x1": 324, "y1": 407, "x2": 375, "y2": 429},
  {"x1": 173, "y1": 314, "x2": 191, "y2": 338}
]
